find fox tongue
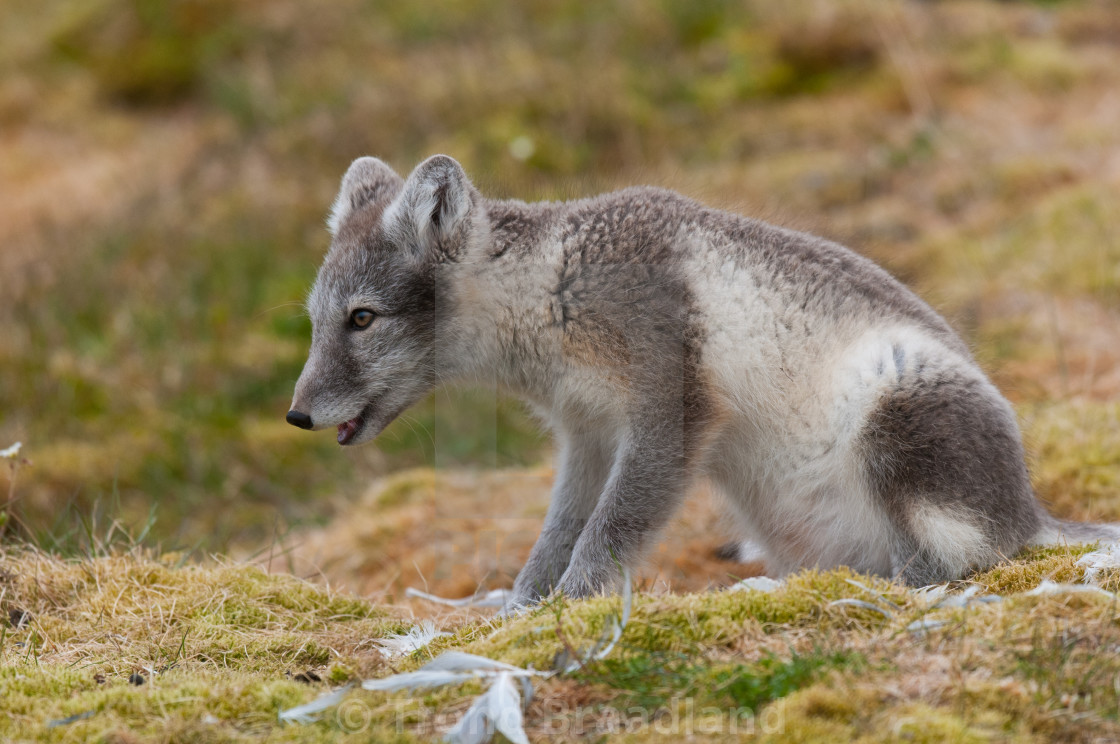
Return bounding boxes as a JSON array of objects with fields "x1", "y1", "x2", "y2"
[{"x1": 337, "y1": 415, "x2": 362, "y2": 445}]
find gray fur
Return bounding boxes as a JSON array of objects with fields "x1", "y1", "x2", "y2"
[{"x1": 290, "y1": 154, "x2": 1118, "y2": 605}]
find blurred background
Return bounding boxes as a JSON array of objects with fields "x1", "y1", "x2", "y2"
[{"x1": 2, "y1": 0, "x2": 1119, "y2": 597}]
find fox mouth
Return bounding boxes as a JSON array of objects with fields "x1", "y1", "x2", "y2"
[
  {"x1": 337, "y1": 403, "x2": 374, "y2": 445},
  {"x1": 336, "y1": 399, "x2": 409, "y2": 445}
]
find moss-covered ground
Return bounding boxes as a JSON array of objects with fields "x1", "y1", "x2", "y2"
[{"x1": 5, "y1": 545, "x2": 1120, "y2": 742}]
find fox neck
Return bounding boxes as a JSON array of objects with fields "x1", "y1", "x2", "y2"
[{"x1": 432, "y1": 198, "x2": 562, "y2": 403}]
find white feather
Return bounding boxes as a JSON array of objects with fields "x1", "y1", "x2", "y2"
[
  {"x1": 1025, "y1": 579, "x2": 1115, "y2": 597},
  {"x1": 920, "y1": 585, "x2": 1002, "y2": 609},
  {"x1": 278, "y1": 684, "x2": 355, "y2": 724},
  {"x1": 406, "y1": 587, "x2": 511, "y2": 608},
  {"x1": 282, "y1": 572, "x2": 631, "y2": 739},
  {"x1": 1077, "y1": 543, "x2": 1120, "y2": 584},
  {"x1": 730, "y1": 576, "x2": 783, "y2": 593},
  {"x1": 845, "y1": 579, "x2": 902, "y2": 611},
  {"x1": 827, "y1": 598, "x2": 894, "y2": 618},
  {"x1": 444, "y1": 672, "x2": 529, "y2": 744},
  {"x1": 907, "y1": 618, "x2": 948, "y2": 633},
  {"x1": 562, "y1": 567, "x2": 633, "y2": 672},
  {"x1": 589, "y1": 566, "x2": 632, "y2": 662},
  {"x1": 420, "y1": 652, "x2": 527, "y2": 673},
  {"x1": 374, "y1": 620, "x2": 450, "y2": 658},
  {"x1": 362, "y1": 652, "x2": 544, "y2": 693},
  {"x1": 910, "y1": 584, "x2": 950, "y2": 605},
  {"x1": 361, "y1": 670, "x2": 487, "y2": 693}
]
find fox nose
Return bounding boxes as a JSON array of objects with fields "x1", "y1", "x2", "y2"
[{"x1": 286, "y1": 410, "x2": 313, "y2": 430}]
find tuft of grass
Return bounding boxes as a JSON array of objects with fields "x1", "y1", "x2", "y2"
[
  {"x1": 970, "y1": 543, "x2": 1099, "y2": 595},
  {"x1": 0, "y1": 547, "x2": 396, "y2": 672},
  {"x1": 0, "y1": 546, "x2": 411, "y2": 742}
]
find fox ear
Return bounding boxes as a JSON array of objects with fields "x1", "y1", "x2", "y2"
[
  {"x1": 384, "y1": 154, "x2": 475, "y2": 259},
  {"x1": 327, "y1": 157, "x2": 404, "y2": 236}
]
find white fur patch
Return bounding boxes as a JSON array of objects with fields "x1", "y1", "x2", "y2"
[
  {"x1": 734, "y1": 540, "x2": 769, "y2": 563},
  {"x1": 326, "y1": 187, "x2": 351, "y2": 237},
  {"x1": 327, "y1": 156, "x2": 399, "y2": 237},
  {"x1": 908, "y1": 502, "x2": 991, "y2": 575}
]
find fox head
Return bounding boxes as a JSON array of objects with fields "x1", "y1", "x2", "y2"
[{"x1": 287, "y1": 155, "x2": 485, "y2": 445}]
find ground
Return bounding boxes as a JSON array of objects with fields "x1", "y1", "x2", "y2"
[{"x1": 4, "y1": 544, "x2": 1120, "y2": 742}]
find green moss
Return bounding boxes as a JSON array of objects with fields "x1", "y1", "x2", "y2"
[
  {"x1": 970, "y1": 544, "x2": 1096, "y2": 594},
  {"x1": 460, "y1": 569, "x2": 905, "y2": 673},
  {"x1": 577, "y1": 647, "x2": 862, "y2": 712},
  {"x1": 8, "y1": 546, "x2": 1120, "y2": 741},
  {"x1": 0, "y1": 548, "x2": 425, "y2": 741}
]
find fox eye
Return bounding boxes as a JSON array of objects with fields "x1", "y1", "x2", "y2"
[{"x1": 349, "y1": 309, "x2": 375, "y2": 329}]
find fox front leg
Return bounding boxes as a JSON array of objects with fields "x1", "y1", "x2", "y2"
[
  {"x1": 556, "y1": 426, "x2": 692, "y2": 599},
  {"x1": 511, "y1": 428, "x2": 613, "y2": 606}
]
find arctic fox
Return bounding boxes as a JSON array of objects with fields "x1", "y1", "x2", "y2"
[{"x1": 288, "y1": 154, "x2": 1114, "y2": 605}]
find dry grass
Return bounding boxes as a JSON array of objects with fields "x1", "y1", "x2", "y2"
[
  {"x1": 7, "y1": 545, "x2": 1120, "y2": 742},
  {"x1": 0, "y1": 546, "x2": 405, "y2": 742}
]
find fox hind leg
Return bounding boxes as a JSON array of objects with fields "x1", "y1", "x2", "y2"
[{"x1": 860, "y1": 366, "x2": 1040, "y2": 585}]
